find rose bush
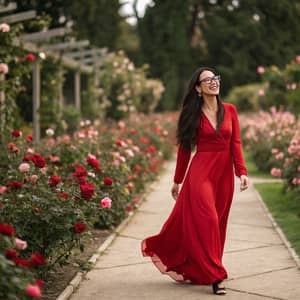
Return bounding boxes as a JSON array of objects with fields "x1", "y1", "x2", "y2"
[
  {"x1": 0, "y1": 223, "x2": 45, "y2": 299},
  {"x1": 0, "y1": 112, "x2": 175, "y2": 284},
  {"x1": 241, "y1": 106, "x2": 300, "y2": 197}
]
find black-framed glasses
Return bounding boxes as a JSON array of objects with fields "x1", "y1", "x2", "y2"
[{"x1": 198, "y1": 75, "x2": 221, "y2": 85}]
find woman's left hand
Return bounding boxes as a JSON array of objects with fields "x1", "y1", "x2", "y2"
[{"x1": 239, "y1": 175, "x2": 249, "y2": 191}]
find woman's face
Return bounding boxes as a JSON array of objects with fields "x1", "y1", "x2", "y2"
[{"x1": 195, "y1": 70, "x2": 220, "y2": 96}]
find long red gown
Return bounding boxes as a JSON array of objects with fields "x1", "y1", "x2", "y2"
[{"x1": 141, "y1": 102, "x2": 248, "y2": 285}]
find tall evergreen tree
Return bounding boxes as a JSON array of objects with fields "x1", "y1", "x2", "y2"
[{"x1": 136, "y1": 0, "x2": 300, "y2": 109}]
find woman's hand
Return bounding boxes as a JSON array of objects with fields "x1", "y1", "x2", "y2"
[
  {"x1": 239, "y1": 175, "x2": 249, "y2": 191},
  {"x1": 171, "y1": 183, "x2": 180, "y2": 200}
]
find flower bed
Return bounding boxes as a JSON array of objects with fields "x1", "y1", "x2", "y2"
[
  {"x1": 241, "y1": 106, "x2": 300, "y2": 197},
  {"x1": 0, "y1": 111, "x2": 177, "y2": 299}
]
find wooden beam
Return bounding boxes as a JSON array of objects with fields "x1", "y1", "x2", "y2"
[
  {"x1": 42, "y1": 40, "x2": 90, "y2": 51},
  {"x1": 65, "y1": 47, "x2": 108, "y2": 59},
  {"x1": 20, "y1": 27, "x2": 72, "y2": 42},
  {"x1": 0, "y1": 3, "x2": 17, "y2": 13},
  {"x1": 0, "y1": 73, "x2": 5, "y2": 136},
  {"x1": 0, "y1": 10, "x2": 36, "y2": 24},
  {"x1": 32, "y1": 59, "x2": 41, "y2": 143},
  {"x1": 74, "y1": 70, "x2": 81, "y2": 112},
  {"x1": 14, "y1": 40, "x2": 93, "y2": 74},
  {"x1": 79, "y1": 56, "x2": 105, "y2": 64}
]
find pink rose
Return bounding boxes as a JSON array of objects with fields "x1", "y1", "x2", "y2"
[
  {"x1": 0, "y1": 185, "x2": 7, "y2": 194},
  {"x1": 257, "y1": 66, "x2": 265, "y2": 74},
  {"x1": 257, "y1": 89, "x2": 265, "y2": 96},
  {"x1": 275, "y1": 152, "x2": 284, "y2": 160},
  {"x1": 100, "y1": 197, "x2": 112, "y2": 208},
  {"x1": 25, "y1": 284, "x2": 41, "y2": 298},
  {"x1": 30, "y1": 175, "x2": 39, "y2": 184},
  {"x1": 0, "y1": 63, "x2": 8, "y2": 74},
  {"x1": 0, "y1": 23, "x2": 10, "y2": 32},
  {"x1": 296, "y1": 55, "x2": 300, "y2": 64},
  {"x1": 19, "y1": 163, "x2": 30, "y2": 173},
  {"x1": 270, "y1": 168, "x2": 282, "y2": 177},
  {"x1": 14, "y1": 238, "x2": 28, "y2": 250}
]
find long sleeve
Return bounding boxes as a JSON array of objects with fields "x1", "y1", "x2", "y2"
[
  {"x1": 230, "y1": 104, "x2": 248, "y2": 177},
  {"x1": 173, "y1": 144, "x2": 192, "y2": 184}
]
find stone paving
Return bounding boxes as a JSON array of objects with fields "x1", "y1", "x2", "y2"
[{"x1": 69, "y1": 159, "x2": 300, "y2": 300}]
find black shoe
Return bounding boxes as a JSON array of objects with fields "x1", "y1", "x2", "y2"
[{"x1": 212, "y1": 280, "x2": 226, "y2": 295}]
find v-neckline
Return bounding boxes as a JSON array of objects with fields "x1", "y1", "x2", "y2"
[{"x1": 201, "y1": 109, "x2": 217, "y2": 131}]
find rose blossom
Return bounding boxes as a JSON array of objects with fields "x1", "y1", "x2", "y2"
[
  {"x1": 14, "y1": 237, "x2": 28, "y2": 250},
  {"x1": 19, "y1": 163, "x2": 30, "y2": 173},
  {"x1": 11, "y1": 130, "x2": 22, "y2": 137},
  {"x1": 103, "y1": 177, "x2": 113, "y2": 186},
  {"x1": 80, "y1": 183, "x2": 95, "y2": 201},
  {"x1": 296, "y1": 55, "x2": 300, "y2": 64},
  {"x1": 45, "y1": 128, "x2": 54, "y2": 136},
  {"x1": 25, "y1": 284, "x2": 41, "y2": 298},
  {"x1": 0, "y1": 63, "x2": 8, "y2": 74},
  {"x1": 6, "y1": 248, "x2": 19, "y2": 259},
  {"x1": 0, "y1": 23, "x2": 10, "y2": 32},
  {"x1": 100, "y1": 196, "x2": 112, "y2": 208},
  {"x1": 0, "y1": 185, "x2": 7, "y2": 194},
  {"x1": 270, "y1": 167, "x2": 282, "y2": 177},
  {"x1": 26, "y1": 53, "x2": 36, "y2": 62},
  {"x1": 74, "y1": 222, "x2": 86, "y2": 233},
  {"x1": 30, "y1": 175, "x2": 39, "y2": 184},
  {"x1": 0, "y1": 223, "x2": 15, "y2": 236},
  {"x1": 257, "y1": 66, "x2": 265, "y2": 74}
]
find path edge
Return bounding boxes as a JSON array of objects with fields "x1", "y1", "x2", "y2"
[
  {"x1": 252, "y1": 185, "x2": 300, "y2": 270},
  {"x1": 55, "y1": 159, "x2": 172, "y2": 300}
]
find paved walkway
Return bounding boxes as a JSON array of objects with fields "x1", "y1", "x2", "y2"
[{"x1": 70, "y1": 158, "x2": 300, "y2": 300}]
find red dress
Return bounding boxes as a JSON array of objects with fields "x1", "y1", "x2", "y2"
[{"x1": 141, "y1": 102, "x2": 248, "y2": 285}]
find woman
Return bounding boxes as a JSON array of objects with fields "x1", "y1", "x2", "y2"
[{"x1": 141, "y1": 67, "x2": 249, "y2": 295}]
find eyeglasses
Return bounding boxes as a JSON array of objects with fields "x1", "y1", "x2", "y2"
[{"x1": 198, "y1": 75, "x2": 221, "y2": 85}]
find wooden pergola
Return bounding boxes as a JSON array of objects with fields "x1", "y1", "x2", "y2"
[{"x1": 0, "y1": 4, "x2": 108, "y2": 143}]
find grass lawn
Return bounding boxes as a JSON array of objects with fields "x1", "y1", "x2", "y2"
[{"x1": 254, "y1": 182, "x2": 300, "y2": 258}]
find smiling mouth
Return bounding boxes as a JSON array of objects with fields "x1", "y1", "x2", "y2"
[{"x1": 209, "y1": 85, "x2": 218, "y2": 90}]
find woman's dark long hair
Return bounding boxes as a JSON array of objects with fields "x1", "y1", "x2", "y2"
[{"x1": 175, "y1": 67, "x2": 224, "y2": 151}]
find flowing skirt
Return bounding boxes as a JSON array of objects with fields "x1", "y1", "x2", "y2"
[{"x1": 141, "y1": 150, "x2": 235, "y2": 285}]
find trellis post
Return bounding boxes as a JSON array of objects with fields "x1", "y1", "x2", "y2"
[
  {"x1": 0, "y1": 73, "x2": 5, "y2": 136},
  {"x1": 74, "y1": 69, "x2": 81, "y2": 112},
  {"x1": 32, "y1": 57, "x2": 41, "y2": 143}
]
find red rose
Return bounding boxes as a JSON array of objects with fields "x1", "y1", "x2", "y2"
[
  {"x1": 126, "y1": 204, "x2": 134, "y2": 212},
  {"x1": 11, "y1": 130, "x2": 22, "y2": 137},
  {"x1": 8, "y1": 142, "x2": 19, "y2": 153},
  {"x1": 26, "y1": 135, "x2": 33, "y2": 142},
  {"x1": 35, "y1": 279, "x2": 45, "y2": 288},
  {"x1": 74, "y1": 222, "x2": 86, "y2": 233},
  {"x1": 57, "y1": 193, "x2": 69, "y2": 199},
  {"x1": 86, "y1": 156, "x2": 100, "y2": 169},
  {"x1": 6, "y1": 248, "x2": 19, "y2": 260},
  {"x1": 72, "y1": 166, "x2": 87, "y2": 183},
  {"x1": 49, "y1": 175, "x2": 61, "y2": 187},
  {"x1": 130, "y1": 128, "x2": 137, "y2": 134},
  {"x1": 134, "y1": 165, "x2": 142, "y2": 172},
  {"x1": 29, "y1": 154, "x2": 46, "y2": 168},
  {"x1": 0, "y1": 203, "x2": 3, "y2": 209},
  {"x1": 148, "y1": 145, "x2": 156, "y2": 153},
  {"x1": 31, "y1": 253, "x2": 47, "y2": 266},
  {"x1": 80, "y1": 183, "x2": 94, "y2": 201},
  {"x1": 13, "y1": 258, "x2": 31, "y2": 268},
  {"x1": 0, "y1": 223, "x2": 15, "y2": 236},
  {"x1": 26, "y1": 53, "x2": 36, "y2": 62},
  {"x1": 78, "y1": 176, "x2": 87, "y2": 185},
  {"x1": 6, "y1": 181, "x2": 23, "y2": 189},
  {"x1": 103, "y1": 177, "x2": 113, "y2": 186}
]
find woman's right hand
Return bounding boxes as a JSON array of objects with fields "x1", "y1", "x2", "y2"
[{"x1": 171, "y1": 183, "x2": 180, "y2": 201}]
